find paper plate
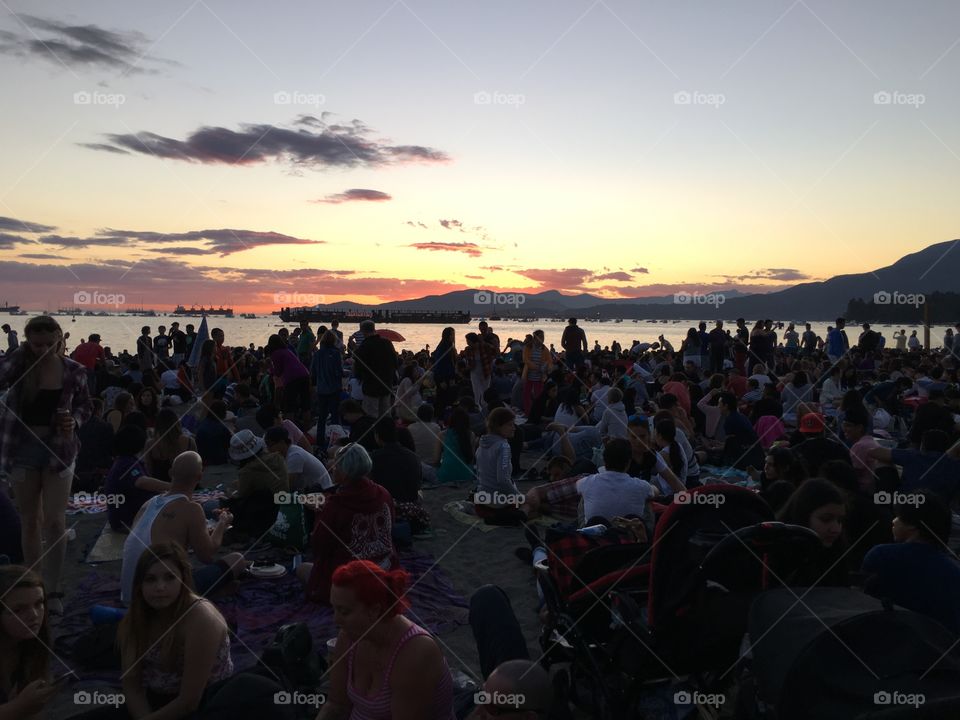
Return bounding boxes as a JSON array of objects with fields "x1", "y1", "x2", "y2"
[{"x1": 249, "y1": 563, "x2": 287, "y2": 578}]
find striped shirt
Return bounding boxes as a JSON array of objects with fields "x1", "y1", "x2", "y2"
[{"x1": 346, "y1": 623, "x2": 456, "y2": 719}]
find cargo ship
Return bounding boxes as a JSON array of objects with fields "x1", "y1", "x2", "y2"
[
  {"x1": 172, "y1": 305, "x2": 234, "y2": 318},
  {"x1": 278, "y1": 307, "x2": 471, "y2": 324},
  {"x1": 0, "y1": 302, "x2": 20, "y2": 314}
]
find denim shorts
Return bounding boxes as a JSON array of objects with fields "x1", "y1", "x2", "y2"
[{"x1": 12, "y1": 431, "x2": 56, "y2": 470}]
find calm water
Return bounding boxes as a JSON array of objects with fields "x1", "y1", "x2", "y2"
[{"x1": 6, "y1": 314, "x2": 954, "y2": 356}]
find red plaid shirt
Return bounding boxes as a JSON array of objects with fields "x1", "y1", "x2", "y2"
[
  {"x1": 0, "y1": 350, "x2": 92, "y2": 473},
  {"x1": 463, "y1": 342, "x2": 497, "y2": 378}
]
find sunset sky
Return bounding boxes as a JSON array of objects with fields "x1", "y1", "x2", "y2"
[{"x1": 1, "y1": 0, "x2": 958, "y2": 311}]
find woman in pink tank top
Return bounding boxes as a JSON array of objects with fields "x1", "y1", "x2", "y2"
[{"x1": 319, "y1": 560, "x2": 456, "y2": 720}]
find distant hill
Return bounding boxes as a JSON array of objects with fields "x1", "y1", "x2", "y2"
[{"x1": 308, "y1": 240, "x2": 960, "y2": 320}]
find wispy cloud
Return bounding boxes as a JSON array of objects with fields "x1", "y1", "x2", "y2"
[
  {"x1": 315, "y1": 188, "x2": 392, "y2": 204},
  {"x1": 0, "y1": 15, "x2": 168, "y2": 73},
  {"x1": 0, "y1": 216, "x2": 57, "y2": 233},
  {"x1": 85, "y1": 115, "x2": 449, "y2": 170},
  {"x1": 410, "y1": 241, "x2": 483, "y2": 257}
]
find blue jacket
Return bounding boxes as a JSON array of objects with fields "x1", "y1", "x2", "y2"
[{"x1": 310, "y1": 346, "x2": 343, "y2": 395}]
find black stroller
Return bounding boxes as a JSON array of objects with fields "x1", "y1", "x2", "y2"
[
  {"x1": 740, "y1": 587, "x2": 960, "y2": 719},
  {"x1": 536, "y1": 484, "x2": 821, "y2": 718}
]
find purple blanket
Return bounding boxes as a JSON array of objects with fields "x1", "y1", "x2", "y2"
[{"x1": 55, "y1": 551, "x2": 469, "y2": 680}]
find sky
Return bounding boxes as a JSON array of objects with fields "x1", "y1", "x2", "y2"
[{"x1": 0, "y1": 0, "x2": 958, "y2": 312}]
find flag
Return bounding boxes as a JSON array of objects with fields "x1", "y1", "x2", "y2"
[{"x1": 187, "y1": 314, "x2": 209, "y2": 367}]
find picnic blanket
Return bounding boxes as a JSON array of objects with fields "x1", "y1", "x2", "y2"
[
  {"x1": 67, "y1": 488, "x2": 227, "y2": 515},
  {"x1": 698, "y1": 464, "x2": 758, "y2": 489},
  {"x1": 54, "y1": 551, "x2": 468, "y2": 682}
]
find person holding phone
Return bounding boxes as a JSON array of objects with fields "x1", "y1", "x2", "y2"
[{"x1": 0, "y1": 566, "x2": 57, "y2": 720}]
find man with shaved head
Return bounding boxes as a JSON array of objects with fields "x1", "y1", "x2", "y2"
[{"x1": 119, "y1": 451, "x2": 248, "y2": 604}]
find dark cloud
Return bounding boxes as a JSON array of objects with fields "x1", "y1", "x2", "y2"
[
  {"x1": 631, "y1": 267, "x2": 650, "y2": 274},
  {"x1": 719, "y1": 267, "x2": 812, "y2": 282},
  {"x1": 592, "y1": 271, "x2": 632, "y2": 282},
  {"x1": 316, "y1": 188, "x2": 392, "y2": 204},
  {"x1": 516, "y1": 268, "x2": 594, "y2": 291},
  {"x1": 0, "y1": 216, "x2": 56, "y2": 233},
  {"x1": 99, "y1": 228, "x2": 324, "y2": 256},
  {"x1": 18, "y1": 252, "x2": 61, "y2": 259},
  {"x1": 405, "y1": 221, "x2": 429, "y2": 229},
  {"x1": 77, "y1": 143, "x2": 130, "y2": 155},
  {"x1": 439, "y1": 219, "x2": 463, "y2": 230},
  {"x1": 406, "y1": 218, "x2": 491, "y2": 243},
  {"x1": 88, "y1": 117, "x2": 449, "y2": 170},
  {"x1": 410, "y1": 241, "x2": 483, "y2": 257},
  {"x1": 145, "y1": 246, "x2": 210, "y2": 256},
  {"x1": 1, "y1": 16, "x2": 164, "y2": 73},
  {"x1": 39, "y1": 234, "x2": 130, "y2": 248},
  {"x1": 0, "y1": 233, "x2": 28, "y2": 248}
]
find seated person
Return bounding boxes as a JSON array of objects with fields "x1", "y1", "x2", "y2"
[
  {"x1": 861, "y1": 492, "x2": 960, "y2": 633},
  {"x1": 318, "y1": 560, "x2": 457, "y2": 719},
  {"x1": 230, "y1": 382, "x2": 260, "y2": 416},
  {"x1": 194, "y1": 400, "x2": 232, "y2": 466},
  {"x1": 102, "y1": 543, "x2": 284, "y2": 720},
  {"x1": 334, "y1": 399, "x2": 378, "y2": 455},
  {"x1": 408, "y1": 404, "x2": 441, "y2": 482},
  {"x1": 370, "y1": 419, "x2": 429, "y2": 533},
  {"x1": 253, "y1": 404, "x2": 312, "y2": 453},
  {"x1": 718, "y1": 391, "x2": 765, "y2": 470},
  {"x1": 264, "y1": 426, "x2": 331, "y2": 492},
  {"x1": 223, "y1": 430, "x2": 288, "y2": 537},
  {"x1": 298, "y1": 444, "x2": 397, "y2": 604},
  {"x1": 104, "y1": 425, "x2": 170, "y2": 532},
  {"x1": 868, "y1": 429, "x2": 960, "y2": 502},
  {"x1": 792, "y1": 412, "x2": 850, "y2": 477},
  {"x1": 435, "y1": 407, "x2": 477, "y2": 487},
  {"x1": 475, "y1": 408, "x2": 525, "y2": 523},
  {"x1": 576, "y1": 438, "x2": 677, "y2": 525},
  {"x1": 0, "y1": 566, "x2": 58, "y2": 719},
  {"x1": 146, "y1": 408, "x2": 197, "y2": 483},
  {"x1": 120, "y1": 451, "x2": 247, "y2": 605},
  {"x1": 777, "y1": 478, "x2": 849, "y2": 587},
  {"x1": 75, "y1": 397, "x2": 115, "y2": 491}
]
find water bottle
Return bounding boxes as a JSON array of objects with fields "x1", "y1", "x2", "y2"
[
  {"x1": 292, "y1": 554, "x2": 302, "y2": 571},
  {"x1": 90, "y1": 604, "x2": 127, "y2": 624}
]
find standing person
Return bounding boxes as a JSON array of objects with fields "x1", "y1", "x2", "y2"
[
  {"x1": 354, "y1": 320, "x2": 398, "y2": 419},
  {"x1": 894, "y1": 329, "x2": 907, "y2": 351},
  {"x1": 478, "y1": 321, "x2": 501, "y2": 354},
  {"x1": 783, "y1": 323, "x2": 800, "y2": 356},
  {"x1": 908, "y1": 330, "x2": 921, "y2": 351},
  {"x1": 153, "y1": 325, "x2": 170, "y2": 362},
  {"x1": 184, "y1": 323, "x2": 197, "y2": 357},
  {"x1": 211, "y1": 327, "x2": 240, "y2": 392},
  {"x1": 801, "y1": 323, "x2": 817, "y2": 357},
  {"x1": 169, "y1": 322, "x2": 187, "y2": 366},
  {"x1": 561, "y1": 317, "x2": 588, "y2": 370},
  {"x1": 136, "y1": 326, "x2": 155, "y2": 372},
  {"x1": 734, "y1": 318, "x2": 750, "y2": 375},
  {"x1": 1, "y1": 323, "x2": 18, "y2": 353},
  {"x1": 196, "y1": 340, "x2": 218, "y2": 396},
  {"x1": 266, "y1": 334, "x2": 311, "y2": 428},
  {"x1": 0, "y1": 315, "x2": 92, "y2": 615},
  {"x1": 430, "y1": 327, "x2": 457, "y2": 416},
  {"x1": 310, "y1": 330, "x2": 343, "y2": 452},
  {"x1": 72, "y1": 333, "x2": 105, "y2": 396},
  {"x1": 330, "y1": 319, "x2": 344, "y2": 352},
  {"x1": 296, "y1": 320, "x2": 315, "y2": 366},
  {"x1": 465, "y1": 332, "x2": 496, "y2": 409},
  {"x1": 708, "y1": 320, "x2": 727, "y2": 373},
  {"x1": 826, "y1": 318, "x2": 848, "y2": 364},
  {"x1": 521, "y1": 330, "x2": 552, "y2": 415}
]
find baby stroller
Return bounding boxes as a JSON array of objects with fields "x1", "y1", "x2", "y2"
[
  {"x1": 740, "y1": 587, "x2": 960, "y2": 719},
  {"x1": 536, "y1": 484, "x2": 820, "y2": 718}
]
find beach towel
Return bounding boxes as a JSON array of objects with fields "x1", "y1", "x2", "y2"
[{"x1": 84, "y1": 523, "x2": 127, "y2": 563}]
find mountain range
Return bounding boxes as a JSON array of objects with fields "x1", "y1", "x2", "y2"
[{"x1": 320, "y1": 240, "x2": 959, "y2": 320}]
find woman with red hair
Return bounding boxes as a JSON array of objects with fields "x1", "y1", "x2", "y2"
[{"x1": 318, "y1": 560, "x2": 456, "y2": 719}]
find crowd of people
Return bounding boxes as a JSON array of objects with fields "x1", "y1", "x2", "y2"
[{"x1": 1, "y1": 311, "x2": 960, "y2": 718}]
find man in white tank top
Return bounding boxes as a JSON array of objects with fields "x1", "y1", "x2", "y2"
[{"x1": 121, "y1": 451, "x2": 248, "y2": 604}]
